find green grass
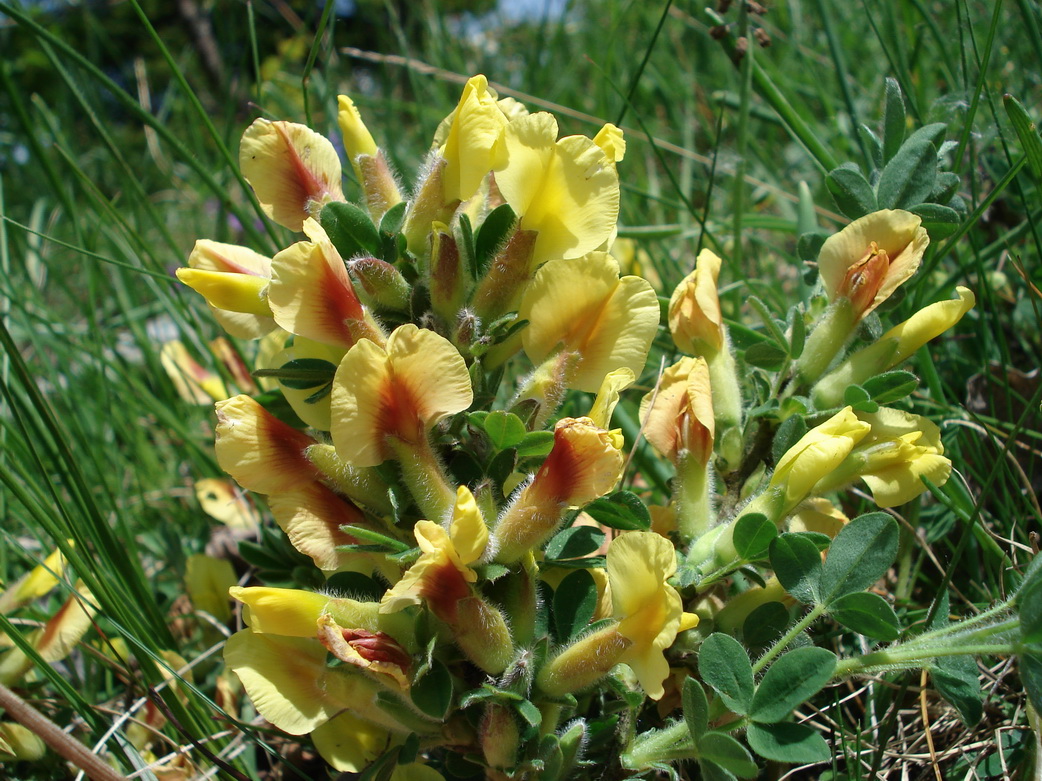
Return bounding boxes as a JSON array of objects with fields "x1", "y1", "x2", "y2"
[{"x1": 0, "y1": 0, "x2": 1040, "y2": 778}]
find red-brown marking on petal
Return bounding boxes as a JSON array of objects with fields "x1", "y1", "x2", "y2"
[
  {"x1": 258, "y1": 408, "x2": 323, "y2": 482},
  {"x1": 340, "y1": 629, "x2": 413, "y2": 672},
  {"x1": 533, "y1": 427, "x2": 580, "y2": 505},
  {"x1": 376, "y1": 372, "x2": 424, "y2": 448},
  {"x1": 420, "y1": 558, "x2": 471, "y2": 624},
  {"x1": 841, "y1": 244, "x2": 890, "y2": 318},
  {"x1": 316, "y1": 256, "x2": 366, "y2": 348},
  {"x1": 273, "y1": 122, "x2": 333, "y2": 213},
  {"x1": 207, "y1": 248, "x2": 265, "y2": 277}
]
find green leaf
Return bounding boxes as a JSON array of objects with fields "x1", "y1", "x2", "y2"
[
  {"x1": 932, "y1": 655, "x2": 983, "y2": 725},
  {"x1": 860, "y1": 124, "x2": 883, "y2": 170},
  {"x1": 769, "y1": 534, "x2": 822, "y2": 604},
  {"x1": 1003, "y1": 94, "x2": 1042, "y2": 181},
  {"x1": 876, "y1": 126, "x2": 944, "y2": 209},
  {"x1": 516, "y1": 430, "x2": 556, "y2": 458},
  {"x1": 820, "y1": 512, "x2": 898, "y2": 604},
  {"x1": 698, "y1": 732, "x2": 758, "y2": 778},
  {"x1": 788, "y1": 308, "x2": 806, "y2": 359},
  {"x1": 253, "y1": 358, "x2": 337, "y2": 390},
  {"x1": 733, "y1": 513, "x2": 777, "y2": 560},
  {"x1": 743, "y1": 602, "x2": 791, "y2": 650},
  {"x1": 861, "y1": 370, "x2": 919, "y2": 404},
  {"x1": 544, "y1": 526, "x2": 605, "y2": 562},
  {"x1": 929, "y1": 171, "x2": 961, "y2": 204},
  {"x1": 1019, "y1": 651, "x2": 1042, "y2": 714},
  {"x1": 745, "y1": 341, "x2": 788, "y2": 371},
  {"x1": 474, "y1": 203, "x2": 517, "y2": 274},
  {"x1": 907, "y1": 203, "x2": 961, "y2": 239},
  {"x1": 882, "y1": 77, "x2": 906, "y2": 164},
  {"x1": 826, "y1": 163, "x2": 877, "y2": 219},
  {"x1": 750, "y1": 647, "x2": 836, "y2": 723},
  {"x1": 321, "y1": 200, "x2": 382, "y2": 257},
  {"x1": 516, "y1": 699, "x2": 543, "y2": 730},
  {"x1": 1017, "y1": 557, "x2": 1042, "y2": 644},
  {"x1": 410, "y1": 659, "x2": 453, "y2": 719},
  {"x1": 379, "y1": 200, "x2": 407, "y2": 236},
  {"x1": 482, "y1": 410, "x2": 527, "y2": 449},
  {"x1": 697, "y1": 633, "x2": 755, "y2": 715},
  {"x1": 746, "y1": 722, "x2": 830, "y2": 764},
  {"x1": 552, "y1": 569, "x2": 597, "y2": 642},
  {"x1": 583, "y1": 491, "x2": 652, "y2": 531},
  {"x1": 338, "y1": 525, "x2": 411, "y2": 554},
  {"x1": 797, "y1": 231, "x2": 829, "y2": 263},
  {"x1": 828, "y1": 591, "x2": 901, "y2": 641},
  {"x1": 698, "y1": 760, "x2": 738, "y2": 781},
  {"x1": 681, "y1": 677, "x2": 710, "y2": 740}
]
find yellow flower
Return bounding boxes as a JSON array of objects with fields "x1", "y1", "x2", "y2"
[
  {"x1": 639, "y1": 357, "x2": 715, "y2": 466},
  {"x1": 184, "y1": 555, "x2": 236, "y2": 623},
  {"x1": 381, "y1": 486, "x2": 487, "y2": 621},
  {"x1": 789, "y1": 497, "x2": 849, "y2": 538},
  {"x1": 812, "y1": 287, "x2": 976, "y2": 408},
  {"x1": 610, "y1": 532, "x2": 699, "y2": 700},
  {"x1": 668, "y1": 249, "x2": 724, "y2": 354},
  {"x1": 491, "y1": 417, "x2": 623, "y2": 563},
  {"x1": 337, "y1": 94, "x2": 402, "y2": 220},
  {"x1": 0, "y1": 583, "x2": 96, "y2": 686},
  {"x1": 588, "y1": 367, "x2": 635, "y2": 430},
  {"x1": 267, "y1": 482, "x2": 373, "y2": 572},
  {"x1": 519, "y1": 252, "x2": 659, "y2": 393},
  {"x1": 0, "y1": 544, "x2": 72, "y2": 615},
  {"x1": 311, "y1": 710, "x2": 390, "y2": 773},
  {"x1": 176, "y1": 241, "x2": 276, "y2": 335},
  {"x1": 536, "y1": 533, "x2": 696, "y2": 700},
  {"x1": 267, "y1": 218, "x2": 385, "y2": 350},
  {"x1": 239, "y1": 118, "x2": 345, "y2": 232},
  {"x1": 818, "y1": 209, "x2": 929, "y2": 322},
  {"x1": 493, "y1": 113, "x2": 620, "y2": 267},
  {"x1": 160, "y1": 340, "x2": 228, "y2": 404},
  {"x1": 330, "y1": 324, "x2": 473, "y2": 467},
  {"x1": 814, "y1": 408, "x2": 951, "y2": 507},
  {"x1": 769, "y1": 407, "x2": 871, "y2": 513},
  {"x1": 437, "y1": 75, "x2": 509, "y2": 204},
  {"x1": 593, "y1": 123, "x2": 626, "y2": 164}
]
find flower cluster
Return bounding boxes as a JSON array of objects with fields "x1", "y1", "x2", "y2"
[{"x1": 176, "y1": 76, "x2": 974, "y2": 777}]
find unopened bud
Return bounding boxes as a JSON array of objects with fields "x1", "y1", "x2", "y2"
[
  {"x1": 480, "y1": 704, "x2": 520, "y2": 771},
  {"x1": 453, "y1": 596, "x2": 513, "y2": 674},
  {"x1": 430, "y1": 225, "x2": 471, "y2": 323},
  {"x1": 349, "y1": 256, "x2": 410, "y2": 312}
]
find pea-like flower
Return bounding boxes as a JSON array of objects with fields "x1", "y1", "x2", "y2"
[{"x1": 176, "y1": 240, "x2": 276, "y2": 338}]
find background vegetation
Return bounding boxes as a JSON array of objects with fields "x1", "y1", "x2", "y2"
[{"x1": 0, "y1": 0, "x2": 1040, "y2": 777}]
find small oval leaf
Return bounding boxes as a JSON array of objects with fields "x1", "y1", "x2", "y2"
[
  {"x1": 697, "y1": 633, "x2": 755, "y2": 715},
  {"x1": 750, "y1": 646, "x2": 837, "y2": 723}
]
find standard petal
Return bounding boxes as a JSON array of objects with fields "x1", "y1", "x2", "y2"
[
  {"x1": 331, "y1": 337, "x2": 392, "y2": 466},
  {"x1": 240, "y1": 119, "x2": 345, "y2": 232},
  {"x1": 268, "y1": 483, "x2": 367, "y2": 571},
  {"x1": 214, "y1": 395, "x2": 320, "y2": 494}
]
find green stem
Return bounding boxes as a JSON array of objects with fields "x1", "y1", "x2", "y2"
[
  {"x1": 836, "y1": 641, "x2": 1019, "y2": 677},
  {"x1": 389, "y1": 435, "x2": 457, "y2": 521},
  {"x1": 675, "y1": 452, "x2": 714, "y2": 542},
  {"x1": 753, "y1": 603, "x2": 828, "y2": 675}
]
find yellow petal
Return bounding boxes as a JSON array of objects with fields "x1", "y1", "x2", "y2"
[
  {"x1": 231, "y1": 586, "x2": 381, "y2": 636},
  {"x1": 0, "y1": 544, "x2": 71, "y2": 615},
  {"x1": 214, "y1": 395, "x2": 320, "y2": 494},
  {"x1": 593, "y1": 123, "x2": 626, "y2": 163},
  {"x1": 588, "y1": 367, "x2": 635, "y2": 429},
  {"x1": 239, "y1": 119, "x2": 345, "y2": 232},
  {"x1": 185, "y1": 555, "x2": 236, "y2": 623},
  {"x1": 529, "y1": 417, "x2": 624, "y2": 507},
  {"x1": 311, "y1": 710, "x2": 390, "y2": 772},
  {"x1": 449, "y1": 486, "x2": 489, "y2": 566},
  {"x1": 224, "y1": 629, "x2": 374, "y2": 734},
  {"x1": 879, "y1": 286, "x2": 976, "y2": 366},
  {"x1": 639, "y1": 357, "x2": 714, "y2": 464},
  {"x1": 818, "y1": 210, "x2": 929, "y2": 319},
  {"x1": 494, "y1": 113, "x2": 619, "y2": 266},
  {"x1": 789, "y1": 498, "x2": 848, "y2": 538},
  {"x1": 668, "y1": 249, "x2": 724, "y2": 353},
  {"x1": 337, "y1": 95, "x2": 378, "y2": 163},
  {"x1": 268, "y1": 218, "x2": 382, "y2": 350},
  {"x1": 520, "y1": 253, "x2": 659, "y2": 392},
  {"x1": 161, "y1": 341, "x2": 228, "y2": 404},
  {"x1": 440, "y1": 75, "x2": 508, "y2": 203},
  {"x1": 194, "y1": 478, "x2": 261, "y2": 531},
  {"x1": 267, "y1": 483, "x2": 367, "y2": 571},
  {"x1": 187, "y1": 240, "x2": 276, "y2": 339},
  {"x1": 331, "y1": 325, "x2": 473, "y2": 467},
  {"x1": 175, "y1": 268, "x2": 272, "y2": 316},
  {"x1": 772, "y1": 407, "x2": 871, "y2": 508}
]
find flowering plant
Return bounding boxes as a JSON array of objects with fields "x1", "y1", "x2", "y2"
[{"x1": 174, "y1": 75, "x2": 1041, "y2": 779}]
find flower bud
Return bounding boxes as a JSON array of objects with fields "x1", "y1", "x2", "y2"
[
  {"x1": 668, "y1": 249, "x2": 724, "y2": 354},
  {"x1": 348, "y1": 256, "x2": 410, "y2": 312},
  {"x1": 480, "y1": 704, "x2": 521, "y2": 772}
]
